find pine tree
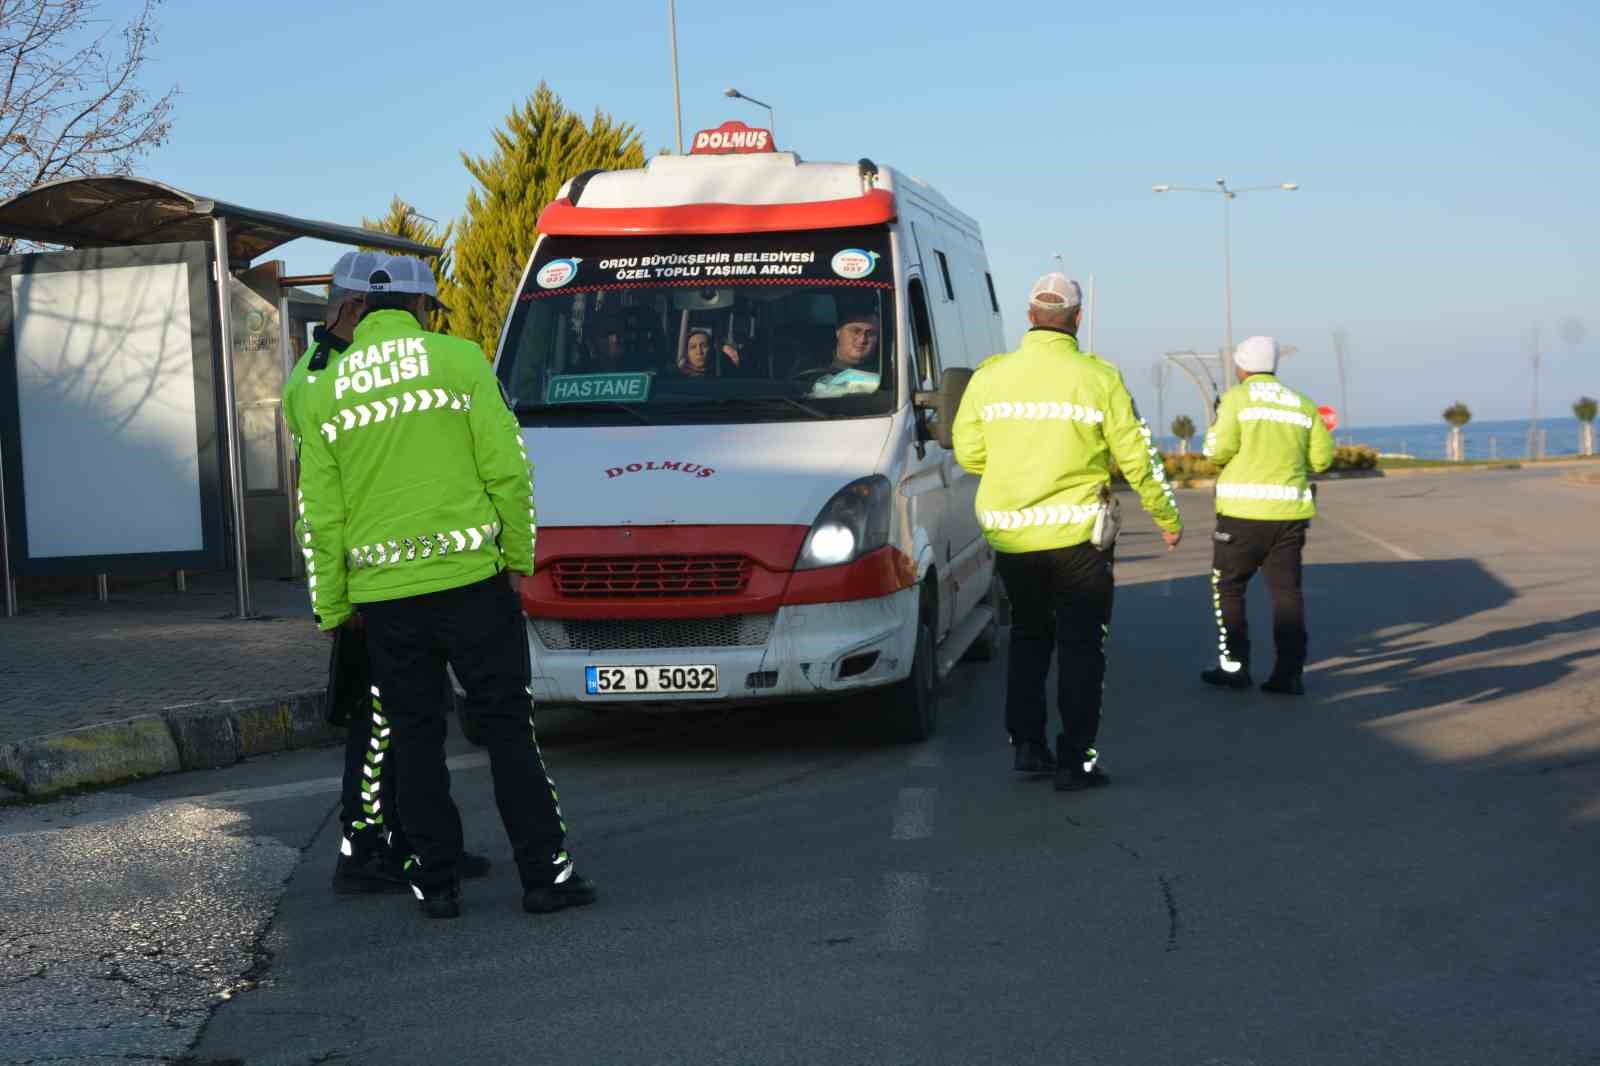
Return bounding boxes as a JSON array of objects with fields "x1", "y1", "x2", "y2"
[
  {"x1": 448, "y1": 83, "x2": 646, "y2": 355},
  {"x1": 361, "y1": 196, "x2": 454, "y2": 331}
]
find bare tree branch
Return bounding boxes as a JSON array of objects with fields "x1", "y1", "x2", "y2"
[{"x1": 0, "y1": 0, "x2": 176, "y2": 253}]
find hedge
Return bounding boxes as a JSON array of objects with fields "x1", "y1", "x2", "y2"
[{"x1": 1109, "y1": 445, "x2": 1379, "y2": 484}]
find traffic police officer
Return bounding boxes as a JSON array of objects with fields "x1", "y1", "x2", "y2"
[
  {"x1": 953, "y1": 273, "x2": 1183, "y2": 790},
  {"x1": 283, "y1": 251, "x2": 489, "y2": 895},
  {"x1": 1199, "y1": 335, "x2": 1335, "y2": 695},
  {"x1": 296, "y1": 254, "x2": 594, "y2": 919}
]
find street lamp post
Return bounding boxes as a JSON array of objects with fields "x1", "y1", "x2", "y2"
[
  {"x1": 724, "y1": 86, "x2": 775, "y2": 142},
  {"x1": 668, "y1": 0, "x2": 685, "y2": 154},
  {"x1": 1153, "y1": 179, "x2": 1298, "y2": 381}
]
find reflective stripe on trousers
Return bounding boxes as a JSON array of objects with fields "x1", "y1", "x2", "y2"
[{"x1": 1212, "y1": 568, "x2": 1244, "y2": 673}]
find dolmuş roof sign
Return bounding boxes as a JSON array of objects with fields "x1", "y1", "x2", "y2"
[{"x1": 690, "y1": 120, "x2": 774, "y2": 155}]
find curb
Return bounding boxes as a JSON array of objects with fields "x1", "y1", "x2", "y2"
[
  {"x1": 0, "y1": 691, "x2": 341, "y2": 799},
  {"x1": 0, "y1": 694, "x2": 603, "y2": 802}
]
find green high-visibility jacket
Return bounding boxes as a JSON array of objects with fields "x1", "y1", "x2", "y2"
[
  {"x1": 1203, "y1": 373, "x2": 1335, "y2": 521},
  {"x1": 282, "y1": 327, "x2": 345, "y2": 444},
  {"x1": 953, "y1": 329, "x2": 1182, "y2": 553},
  {"x1": 295, "y1": 310, "x2": 535, "y2": 630}
]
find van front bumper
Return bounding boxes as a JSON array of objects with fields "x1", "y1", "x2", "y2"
[{"x1": 524, "y1": 587, "x2": 920, "y2": 708}]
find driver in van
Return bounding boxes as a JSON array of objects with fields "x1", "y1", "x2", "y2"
[
  {"x1": 585, "y1": 314, "x2": 628, "y2": 372},
  {"x1": 805, "y1": 309, "x2": 881, "y2": 397}
]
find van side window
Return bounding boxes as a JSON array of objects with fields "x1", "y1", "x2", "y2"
[
  {"x1": 934, "y1": 251, "x2": 956, "y2": 302},
  {"x1": 984, "y1": 272, "x2": 1000, "y2": 314},
  {"x1": 907, "y1": 277, "x2": 940, "y2": 388}
]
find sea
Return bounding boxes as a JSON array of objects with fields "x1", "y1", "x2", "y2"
[{"x1": 1156, "y1": 417, "x2": 1591, "y2": 461}]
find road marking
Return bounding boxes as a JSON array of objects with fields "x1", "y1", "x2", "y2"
[
  {"x1": 891, "y1": 787, "x2": 936, "y2": 840},
  {"x1": 183, "y1": 753, "x2": 491, "y2": 808},
  {"x1": 881, "y1": 871, "x2": 929, "y2": 951},
  {"x1": 908, "y1": 739, "x2": 943, "y2": 768},
  {"x1": 1325, "y1": 518, "x2": 1423, "y2": 561}
]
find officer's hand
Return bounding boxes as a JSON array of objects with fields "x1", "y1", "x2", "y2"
[
  {"x1": 506, "y1": 570, "x2": 529, "y2": 594},
  {"x1": 1162, "y1": 530, "x2": 1182, "y2": 552}
]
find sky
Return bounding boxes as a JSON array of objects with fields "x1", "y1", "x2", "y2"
[{"x1": 138, "y1": 0, "x2": 1598, "y2": 428}]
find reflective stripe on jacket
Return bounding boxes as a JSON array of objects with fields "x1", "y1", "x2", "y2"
[
  {"x1": 294, "y1": 310, "x2": 535, "y2": 629},
  {"x1": 1203, "y1": 373, "x2": 1335, "y2": 520},
  {"x1": 953, "y1": 329, "x2": 1181, "y2": 553}
]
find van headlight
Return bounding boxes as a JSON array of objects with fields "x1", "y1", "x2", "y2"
[{"x1": 797, "y1": 476, "x2": 892, "y2": 570}]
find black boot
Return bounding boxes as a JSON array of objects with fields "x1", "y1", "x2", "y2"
[
  {"x1": 1200, "y1": 665, "x2": 1254, "y2": 690},
  {"x1": 522, "y1": 852, "x2": 598, "y2": 915},
  {"x1": 1054, "y1": 748, "x2": 1111, "y2": 792},
  {"x1": 1012, "y1": 738, "x2": 1057, "y2": 774},
  {"x1": 403, "y1": 855, "x2": 463, "y2": 919},
  {"x1": 416, "y1": 882, "x2": 462, "y2": 920},
  {"x1": 1261, "y1": 670, "x2": 1305, "y2": 695},
  {"x1": 332, "y1": 833, "x2": 410, "y2": 895}
]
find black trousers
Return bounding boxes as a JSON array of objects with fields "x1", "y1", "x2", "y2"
[
  {"x1": 995, "y1": 542, "x2": 1115, "y2": 762},
  {"x1": 328, "y1": 627, "x2": 460, "y2": 856},
  {"x1": 1211, "y1": 515, "x2": 1310, "y2": 675},
  {"x1": 327, "y1": 626, "x2": 398, "y2": 852},
  {"x1": 338, "y1": 682, "x2": 413, "y2": 856},
  {"x1": 361, "y1": 574, "x2": 568, "y2": 890}
]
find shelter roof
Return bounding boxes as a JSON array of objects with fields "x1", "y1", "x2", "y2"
[{"x1": 0, "y1": 176, "x2": 441, "y2": 262}]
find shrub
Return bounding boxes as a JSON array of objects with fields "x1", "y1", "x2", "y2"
[{"x1": 1331, "y1": 445, "x2": 1378, "y2": 471}]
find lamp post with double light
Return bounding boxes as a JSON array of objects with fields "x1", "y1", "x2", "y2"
[
  {"x1": 723, "y1": 86, "x2": 775, "y2": 143},
  {"x1": 1153, "y1": 179, "x2": 1298, "y2": 381}
]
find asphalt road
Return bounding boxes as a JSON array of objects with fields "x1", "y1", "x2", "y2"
[{"x1": 3, "y1": 468, "x2": 1597, "y2": 1066}]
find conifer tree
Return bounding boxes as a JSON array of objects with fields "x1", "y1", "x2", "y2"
[
  {"x1": 362, "y1": 196, "x2": 454, "y2": 331},
  {"x1": 449, "y1": 83, "x2": 645, "y2": 355}
]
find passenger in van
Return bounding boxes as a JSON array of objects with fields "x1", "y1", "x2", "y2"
[
  {"x1": 676, "y1": 328, "x2": 742, "y2": 377},
  {"x1": 802, "y1": 309, "x2": 881, "y2": 397}
]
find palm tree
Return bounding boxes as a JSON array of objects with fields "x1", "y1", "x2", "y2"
[
  {"x1": 1171, "y1": 415, "x2": 1196, "y2": 456},
  {"x1": 1443, "y1": 402, "x2": 1471, "y2": 461},
  {"x1": 1575, "y1": 397, "x2": 1598, "y2": 457}
]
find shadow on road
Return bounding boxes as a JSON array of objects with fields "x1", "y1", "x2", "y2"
[{"x1": 1122, "y1": 557, "x2": 1600, "y2": 817}]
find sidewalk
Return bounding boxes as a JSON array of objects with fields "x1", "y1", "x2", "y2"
[{"x1": 0, "y1": 572, "x2": 333, "y2": 798}]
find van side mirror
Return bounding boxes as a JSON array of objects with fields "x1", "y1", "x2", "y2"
[{"x1": 913, "y1": 367, "x2": 973, "y2": 451}]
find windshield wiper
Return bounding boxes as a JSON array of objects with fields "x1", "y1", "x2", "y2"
[{"x1": 515, "y1": 401, "x2": 652, "y2": 425}]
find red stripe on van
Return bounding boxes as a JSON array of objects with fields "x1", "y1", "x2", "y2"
[
  {"x1": 523, "y1": 526, "x2": 807, "y2": 620},
  {"x1": 536, "y1": 189, "x2": 896, "y2": 236},
  {"x1": 779, "y1": 545, "x2": 918, "y2": 606},
  {"x1": 519, "y1": 526, "x2": 918, "y2": 619}
]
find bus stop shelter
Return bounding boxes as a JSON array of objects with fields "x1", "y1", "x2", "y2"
[{"x1": 0, "y1": 176, "x2": 442, "y2": 619}]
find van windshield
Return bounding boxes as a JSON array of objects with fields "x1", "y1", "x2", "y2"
[{"x1": 497, "y1": 227, "x2": 896, "y2": 426}]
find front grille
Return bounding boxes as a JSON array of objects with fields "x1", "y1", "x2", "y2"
[
  {"x1": 531, "y1": 614, "x2": 775, "y2": 652},
  {"x1": 552, "y1": 555, "x2": 750, "y2": 598}
]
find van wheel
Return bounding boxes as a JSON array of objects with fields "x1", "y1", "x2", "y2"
[{"x1": 887, "y1": 621, "x2": 938, "y2": 742}]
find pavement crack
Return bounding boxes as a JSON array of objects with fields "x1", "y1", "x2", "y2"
[{"x1": 1158, "y1": 874, "x2": 1180, "y2": 952}]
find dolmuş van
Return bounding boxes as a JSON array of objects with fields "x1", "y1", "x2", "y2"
[{"x1": 491, "y1": 121, "x2": 1008, "y2": 741}]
